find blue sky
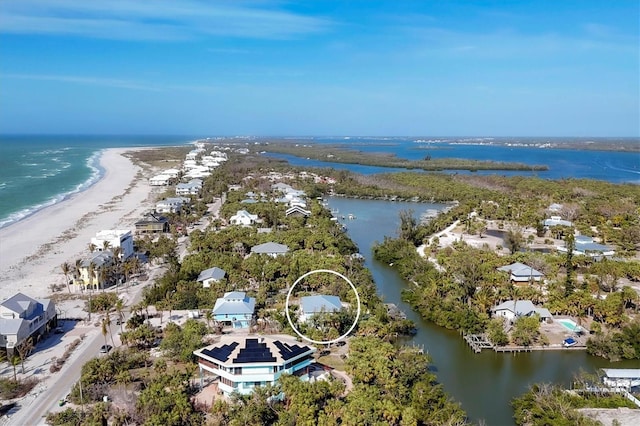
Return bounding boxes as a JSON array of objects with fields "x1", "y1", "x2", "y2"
[{"x1": 0, "y1": 0, "x2": 638, "y2": 137}]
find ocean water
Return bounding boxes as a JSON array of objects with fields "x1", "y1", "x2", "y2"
[
  {"x1": 0, "y1": 135, "x2": 638, "y2": 229},
  {"x1": 0, "y1": 135, "x2": 195, "y2": 228}
]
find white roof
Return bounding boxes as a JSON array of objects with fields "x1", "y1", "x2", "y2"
[{"x1": 602, "y1": 369, "x2": 640, "y2": 379}]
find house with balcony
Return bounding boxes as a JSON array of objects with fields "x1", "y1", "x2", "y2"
[
  {"x1": 175, "y1": 179, "x2": 203, "y2": 196},
  {"x1": 90, "y1": 229, "x2": 134, "y2": 260},
  {"x1": 0, "y1": 293, "x2": 57, "y2": 354},
  {"x1": 135, "y1": 212, "x2": 170, "y2": 234},
  {"x1": 78, "y1": 251, "x2": 114, "y2": 290},
  {"x1": 194, "y1": 335, "x2": 316, "y2": 396},
  {"x1": 212, "y1": 292, "x2": 255, "y2": 328},
  {"x1": 155, "y1": 197, "x2": 191, "y2": 214}
]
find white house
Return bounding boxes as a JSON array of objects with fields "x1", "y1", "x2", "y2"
[
  {"x1": 149, "y1": 174, "x2": 172, "y2": 186},
  {"x1": 299, "y1": 295, "x2": 342, "y2": 323},
  {"x1": 230, "y1": 210, "x2": 259, "y2": 226},
  {"x1": 176, "y1": 179, "x2": 203, "y2": 196},
  {"x1": 197, "y1": 267, "x2": 226, "y2": 288},
  {"x1": 285, "y1": 205, "x2": 311, "y2": 218},
  {"x1": 250, "y1": 242, "x2": 289, "y2": 257},
  {"x1": 90, "y1": 229, "x2": 134, "y2": 260},
  {"x1": 601, "y1": 369, "x2": 640, "y2": 390},
  {"x1": 162, "y1": 168, "x2": 181, "y2": 179},
  {"x1": 491, "y1": 300, "x2": 553, "y2": 322},
  {"x1": 194, "y1": 335, "x2": 316, "y2": 396},
  {"x1": 212, "y1": 292, "x2": 256, "y2": 328},
  {"x1": 497, "y1": 263, "x2": 544, "y2": 283},
  {"x1": 542, "y1": 216, "x2": 573, "y2": 228},
  {"x1": 0, "y1": 293, "x2": 57, "y2": 353},
  {"x1": 156, "y1": 197, "x2": 190, "y2": 214}
]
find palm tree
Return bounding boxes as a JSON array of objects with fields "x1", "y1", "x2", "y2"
[
  {"x1": 105, "y1": 315, "x2": 116, "y2": 348},
  {"x1": 60, "y1": 262, "x2": 72, "y2": 294},
  {"x1": 101, "y1": 318, "x2": 108, "y2": 349},
  {"x1": 88, "y1": 242, "x2": 97, "y2": 254},
  {"x1": 74, "y1": 259, "x2": 83, "y2": 293},
  {"x1": 102, "y1": 240, "x2": 111, "y2": 253},
  {"x1": 99, "y1": 267, "x2": 109, "y2": 292},
  {"x1": 10, "y1": 354, "x2": 20, "y2": 381},
  {"x1": 87, "y1": 263, "x2": 95, "y2": 321},
  {"x1": 115, "y1": 298, "x2": 125, "y2": 334}
]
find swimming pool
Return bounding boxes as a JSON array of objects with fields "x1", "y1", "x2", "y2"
[{"x1": 558, "y1": 318, "x2": 582, "y2": 332}]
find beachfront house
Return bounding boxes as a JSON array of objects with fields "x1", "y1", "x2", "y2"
[
  {"x1": 299, "y1": 295, "x2": 343, "y2": 323},
  {"x1": 155, "y1": 197, "x2": 191, "y2": 214},
  {"x1": 497, "y1": 262, "x2": 544, "y2": 284},
  {"x1": 90, "y1": 229, "x2": 134, "y2": 260},
  {"x1": 491, "y1": 300, "x2": 553, "y2": 323},
  {"x1": 78, "y1": 251, "x2": 114, "y2": 290},
  {"x1": 197, "y1": 267, "x2": 226, "y2": 288},
  {"x1": 149, "y1": 174, "x2": 172, "y2": 186},
  {"x1": 194, "y1": 335, "x2": 316, "y2": 396},
  {"x1": 176, "y1": 179, "x2": 203, "y2": 196},
  {"x1": 135, "y1": 212, "x2": 170, "y2": 234},
  {"x1": 212, "y1": 292, "x2": 255, "y2": 328},
  {"x1": 0, "y1": 293, "x2": 57, "y2": 354},
  {"x1": 250, "y1": 242, "x2": 289, "y2": 257},
  {"x1": 557, "y1": 235, "x2": 615, "y2": 259},
  {"x1": 229, "y1": 210, "x2": 259, "y2": 226}
]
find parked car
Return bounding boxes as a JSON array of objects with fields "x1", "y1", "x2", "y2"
[
  {"x1": 100, "y1": 344, "x2": 113, "y2": 353},
  {"x1": 54, "y1": 327, "x2": 64, "y2": 334}
]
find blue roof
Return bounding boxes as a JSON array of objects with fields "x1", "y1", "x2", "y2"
[
  {"x1": 301, "y1": 295, "x2": 342, "y2": 314},
  {"x1": 212, "y1": 292, "x2": 255, "y2": 316}
]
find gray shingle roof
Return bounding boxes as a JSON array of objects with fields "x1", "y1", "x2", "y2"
[
  {"x1": 251, "y1": 242, "x2": 289, "y2": 255},
  {"x1": 197, "y1": 267, "x2": 226, "y2": 282},
  {"x1": 497, "y1": 262, "x2": 544, "y2": 278}
]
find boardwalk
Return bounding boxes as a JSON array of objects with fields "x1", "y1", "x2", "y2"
[{"x1": 463, "y1": 334, "x2": 494, "y2": 353}]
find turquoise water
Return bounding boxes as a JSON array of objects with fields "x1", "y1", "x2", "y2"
[
  {"x1": 558, "y1": 318, "x2": 581, "y2": 332},
  {"x1": 0, "y1": 135, "x2": 196, "y2": 228}
]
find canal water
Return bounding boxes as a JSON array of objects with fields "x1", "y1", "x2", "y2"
[{"x1": 326, "y1": 196, "x2": 638, "y2": 426}]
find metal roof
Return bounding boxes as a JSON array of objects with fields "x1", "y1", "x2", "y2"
[
  {"x1": 251, "y1": 242, "x2": 289, "y2": 254},
  {"x1": 212, "y1": 292, "x2": 255, "y2": 316},
  {"x1": 197, "y1": 267, "x2": 226, "y2": 282},
  {"x1": 301, "y1": 295, "x2": 342, "y2": 314}
]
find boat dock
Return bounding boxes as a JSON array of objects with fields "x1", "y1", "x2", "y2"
[{"x1": 463, "y1": 334, "x2": 494, "y2": 353}]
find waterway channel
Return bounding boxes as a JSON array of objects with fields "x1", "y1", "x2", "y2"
[{"x1": 326, "y1": 196, "x2": 638, "y2": 426}]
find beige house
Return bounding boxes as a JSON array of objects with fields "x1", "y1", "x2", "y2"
[{"x1": 78, "y1": 251, "x2": 114, "y2": 290}]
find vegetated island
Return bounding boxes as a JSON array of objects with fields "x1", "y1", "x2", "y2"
[{"x1": 250, "y1": 140, "x2": 549, "y2": 172}]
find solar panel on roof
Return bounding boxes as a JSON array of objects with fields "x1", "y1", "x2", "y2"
[
  {"x1": 201, "y1": 342, "x2": 239, "y2": 362},
  {"x1": 274, "y1": 341, "x2": 311, "y2": 360}
]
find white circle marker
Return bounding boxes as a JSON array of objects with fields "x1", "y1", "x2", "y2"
[{"x1": 285, "y1": 269, "x2": 361, "y2": 345}]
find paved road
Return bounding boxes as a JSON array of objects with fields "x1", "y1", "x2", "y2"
[{"x1": 5, "y1": 265, "x2": 163, "y2": 426}]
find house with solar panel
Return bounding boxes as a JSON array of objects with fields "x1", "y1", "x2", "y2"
[
  {"x1": 197, "y1": 267, "x2": 226, "y2": 288},
  {"x1": 299, "y1": 295, "x2": 343, "y2": 323},
  {"x1": 193, "y1": 335, "x2": 316, "y2": 396},
  {"x1": 212, "y1": 292, "x2": 256, "y2": 328}
]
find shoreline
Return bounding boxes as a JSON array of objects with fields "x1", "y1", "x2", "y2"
[{"x1": 0, "y1": 147, "x2": 156, "y2": 300}]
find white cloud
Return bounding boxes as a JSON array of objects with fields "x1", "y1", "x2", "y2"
[{"x1": 0, "y1": 0, "x2": 331, "y2": 40}]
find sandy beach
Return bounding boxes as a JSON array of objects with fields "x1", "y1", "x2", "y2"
[{"x1": 0, "y1": 148, "x2": 155, "y2": 301}]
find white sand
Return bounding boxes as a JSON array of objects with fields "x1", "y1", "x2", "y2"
[{"x1": 0, "y1": 148, "x2": 156, "y2": 301}]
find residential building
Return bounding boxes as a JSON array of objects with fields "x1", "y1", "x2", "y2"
[
  {"x1": 78, "y1": 251, "x2": 114, "y2": 290},
  {"x1": 250, "y1": 242, "x2": 289, "y2": 257},
  {"x1": 229, "y1": 210, "x2": 258, "y2": 226},
  {"x1": 135, "y1": 212, "x2": 170, "y2": 234},
  {"x1": 542, "y1": 216, "x2": 573, "y2": 228},
  {"x1": 557, "y1": 235, "x2": 615, "y2": 259},
  {"x1": 601, "y1": 369, "x2": 640, "y2": 390},
  {"x1": 212, "y1": 292, "x2": 256, "y2": 328},
  {"x1": 300, "y1": 295, "x2": 342, "y2": 323},
  {"x1": 0, "y1": 293, "x2": 57, "y2": 353},
  {"x1": 491, "y1": 300, "x2": 553, "y2": 322},
  {"x1": 285, "y1": 205, "x2": 311, "y2": 218},
  {"x1": 194, "y1": 335, "x2": 316, "y2": 396},
  {"x1": 156, "y1": 197, "x2": 190, "y2": 214},
  {"x1": 197, "y1": 267, "x2": 226, "y2": 288},
  {"x1": 497, "y1": 262, "x2": 544, "y2": 283},
  {"x1": 149, "y1": 174, "x2": 172, "y2": 186},
  {"x1": 176, "y1": 179, "x2": 203, "y2": 196},
  {"x1": 90, "y1": 230, "x2": 134, "y2": 260}
]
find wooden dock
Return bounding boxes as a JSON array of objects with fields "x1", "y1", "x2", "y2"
[{"x1": 463, "y1": 334, "x2": 494, "y2": 353}]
